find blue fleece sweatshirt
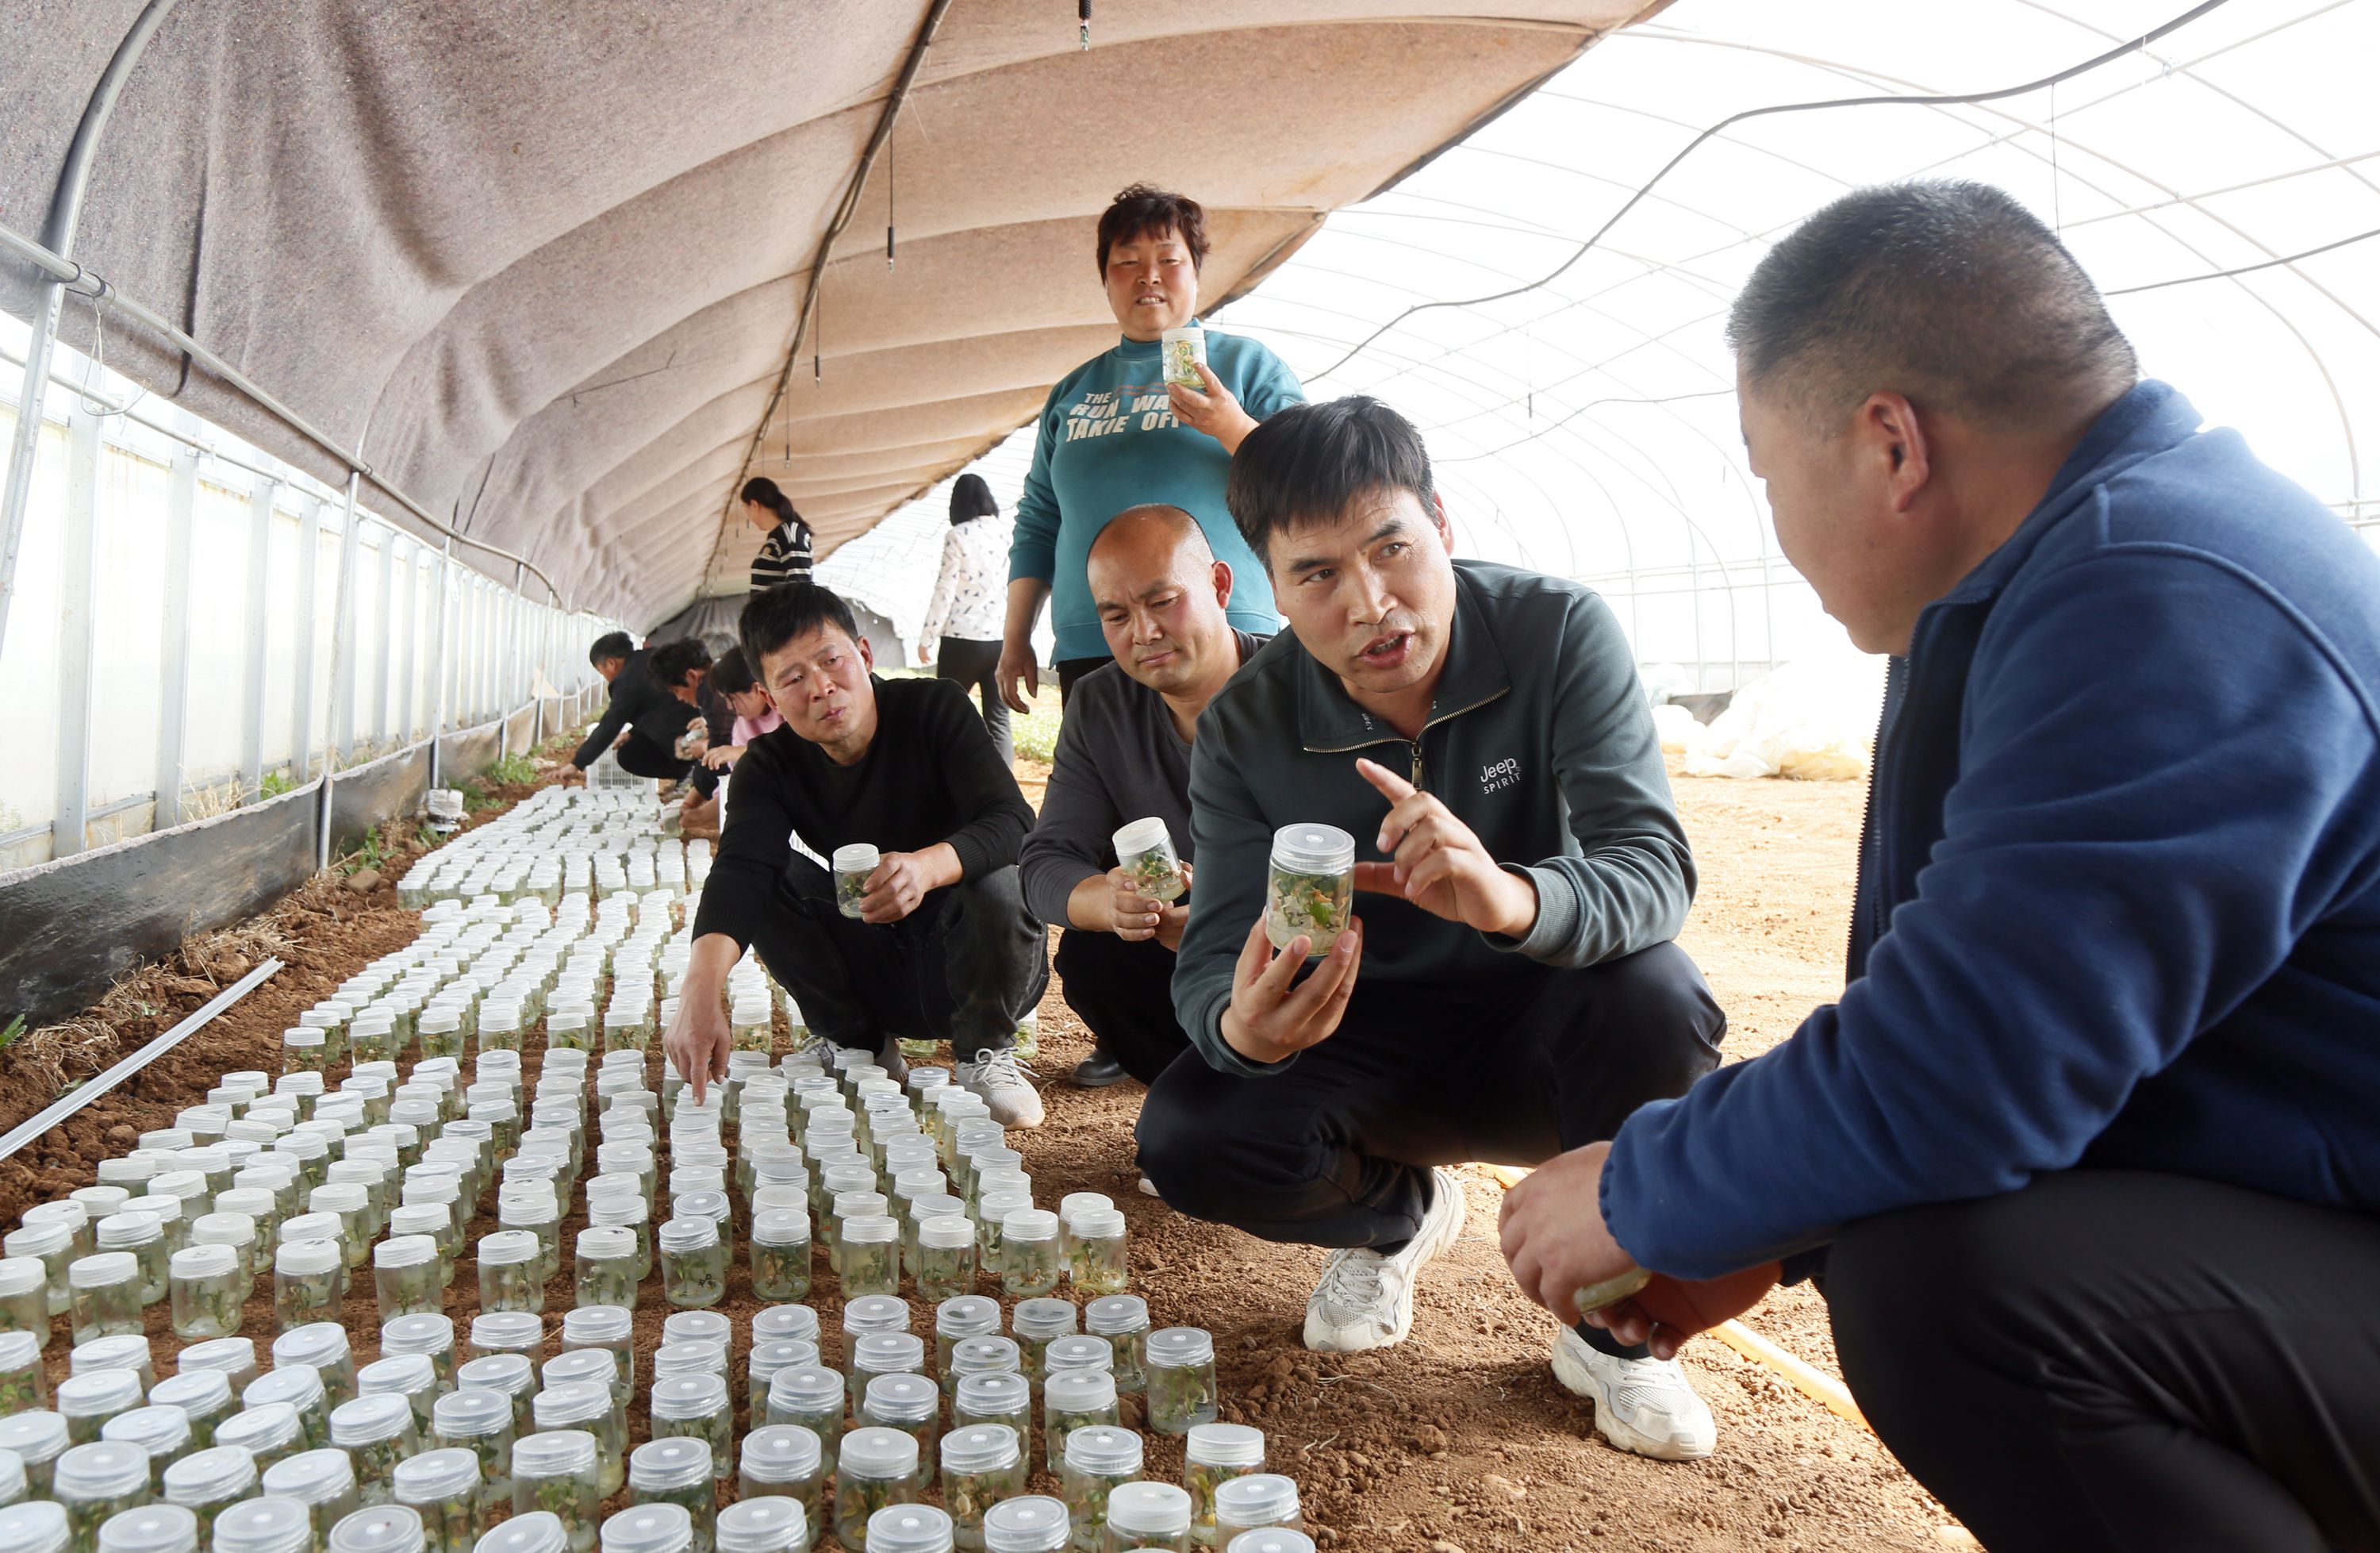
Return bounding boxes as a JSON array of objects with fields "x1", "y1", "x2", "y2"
[
  {"x1": 1603, "y1": 381, "x2": 2380, "y2": 1279},
  {"x1": 1009, "y1": 324, "x2": 1304, "y2": 663}
]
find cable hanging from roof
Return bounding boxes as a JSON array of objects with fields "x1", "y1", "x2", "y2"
[{"x1": 1308, "y1": 0, "x2": 2237, "y2": 383}]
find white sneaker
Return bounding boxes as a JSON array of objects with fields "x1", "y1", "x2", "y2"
[
  {"x1": 1551, "y1": 1324, "x2": 1718, "y2": 1462},
  {"x1": 1302, "y1": 1167, "x2": 1467, "y2": 1353},
  {"x1": 956, "y1": 1048, "x2": 1042, "y2": 1128}
]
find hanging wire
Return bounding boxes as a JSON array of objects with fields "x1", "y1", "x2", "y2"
[
  {"x1": 2105, "y1": 224, "x2": 2380, "y2": 295},
  {"x1": 887, "y1": 103, "x2": 898, "y2": 272},
  {"x1": 1308, "y1": 0, "x2": 2236, "y2": 382},
  {"x1": 75, "y1": 283, "x2": 144, "y2": 418},
  {"x1": 1080, "y1": 0, "x2": 1092, "y2": 51}
]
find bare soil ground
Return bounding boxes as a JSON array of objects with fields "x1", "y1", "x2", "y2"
[{"x1": 0, "y1": 753, "x2": 1961, "y2": 1551}]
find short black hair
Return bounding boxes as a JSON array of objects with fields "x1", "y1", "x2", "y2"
[
  {"x1": 948, "y1": 473, "x2": 999, "y2": 525},
  {"x1": 739, "y1": 582, "x2": 862, "y2": 675},
  {"x1": 1729, "y1": 179, "x2": 2137, "y2": 429},
  {"x1": 649, "y1": 638, "x2": 712, "y2": 687},
  {"x1": 589, "y1": 630, "x2": 634, "y2": 667},
  {"x1": 709, "y1": 644, "x2": 758, "y2": 697},
  {"x1": 1226, "y1": 396, "x2": 1436, "y2": 561},
  {"x1": 1096, "y1": 183, "x2": 1210, "y2": 275}
]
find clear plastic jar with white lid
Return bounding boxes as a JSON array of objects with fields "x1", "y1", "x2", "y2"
[
  {"x1": 94, "y1": 1503, "x2": 194, "y2": 1553},
  {"x1": 510, "y1": 1432, "x2": 600, "y2": 1553},
  {"x1": 0, "y1": 1497, "x2": 70, "y2": 1553},
  {"x1": 159, "y1": 1446, "x2": 256, "y2": 1545},
  {"x1": 829, "y1": 846, "x2": 879, "y2": 919},
  {"x1": 1009, "y1": 1299, "x2": 1078, "y2": 1382},
  {"x1": 428, "y1": 1390, "x2": 512, "y2": 1512},
  {"x1": 383, "y1": 1313, "x2": 459, "y2": 1394},
  {"x1": 174, "y1": 1336, "x2": 259, "y2": 1396},
  {"x1": 1183, "y1": 1424, "x2": 1265, "y2": 1544},
  {"x1": 1264, "y1": 824, "x2": 1354, "y2": 954},
  {"x1": 760, "y1": 1370, "x2": 842, "y2": 1455},
  {"x1": 92, "y1": 1218, "x2": 166, "y2": 1308},
  {"x1": 215, "y1": 1404, "x2": 305, "y2": 1478},
  {"x1": 655, "y1": 1220, "x2": 723, "y2": 1310},
  {"x1": 68, "y1": 1336, "x2": 155, "y2": 1397},
  {"x1": 359, "y1": 1353, "x2": 440, "y2": 1447},
  {"x1": 980, "y1": 1497, "x2": 1069, "y2": 1553},
  {"x1": 466, "y1": 1312, "x2": 545, "y2": 1366},
  {"x1": 473, "y1": 1512, "x2": 565, "y2": 1553},
  {"x1": 0, "y1": 1412, "x2": 67, "y2": 1498},
  {"x1": 97, "y1": 1405, "x2": 186, "y2": 1493},
  {"x1": 0, "y1": 1258, "x2": 52, "y2": 1343},
  {"x1": 56, "y1": 1370, "x2": 143, "y2": 1445},
  {"x1": 474, "y1": 1232, "x2": 543, "y2": 1315},
  {"x1": 951, "y1": 1373, "x2": 1029, "y2": 1437},
  {"x1": 1064, "y1": 1209, "x2": 1128, "y2": 1297},
  {"x1": 244, "y1": 1362, "x2": 333, "y2": 1447},
  {"x1": 866, "y1": 1505, "x2": 952, "y2": 1553},
  {"x1": 831, "y1": 1428, "x2": 921, "y2": 1551},
  {"x1": 7, "y1": 1222, "x2": 78, "y2": 1316},
  {"x1": 1103, "y1": 1482, "x2": 1193, "y2": 1553},
  {"x1": 1111, "y1": 817, "x2": 1186, "y2": 904},
  {"x1": 1083, "y1": 1297, "x2": 1150, "y2": 1394},
  {"x1": 188, "y1": 1213, "x2": 259, "y2": 1282},
  {"x1": 51, "y1": 1440, "x2": 152, "y2": 1550},
  {"x1": 624, "y1": 1440, "x2": 712, "y2": 1553},
  {"x1": 744, "y1": 1343, "x2": 816, "y2": 1418},
  {"x1": 1221, "y1": 1533, "x2": 1313, "y2": 1553},
  {"x1": 67, "y1": 1254, "x2": 143, "y2": 1345},
  {"x1": 273, "y1": 1324, "x2": 357, "y2": 1409},
  {"x1": 0, "y1": 1330, "x2": 45, "y2": 1416},
  {"x1": 208, "y1": 1493, "x2": 313, "y2": 1553},
  {"x1": 1042, "y1": 1370, "x2": 1119, "y2": 1468},
  {"x1": 1209, "y1": 1478, "x2": 1301, "y2": 1540},
  {"x1": 166, "y1": 1244, "x2": 244, "y2": 1342},
  {"x1": 145, "y1": 1373, "x2": 232, "y2": 1453},
  {"x1": 1143, "y1": 1329, "x2": 1219, "y2": 1436},
  {"x1": 325, "y1": 1505, "x2": 425, "y2": 1553},
  {"x1": 328, "y1": 1393, "x2": 417, "y2": 1505},
  {"x1": 451, "y1": 1358, "x2": 532, "y2": 1443},
  {"x1": 710, "y1": 1498, "x2": 804, "y2": 1553},
  {"x1": 391, "y1": 1447, "x2": 482, "y2": 1553},
  {"x1": 645, "y1": 1377, "x2": 730, "y2": 1482},
  {"x1": 939, "y1": 1424, "x2": 1025, "y2": 1549},
  {"x1": 1058, "y1": 1428, "x2": 1142, "y2": 1553},
  {"x1": 734, "y1": 1424, "x2": 823, "y2": 1532},
  {"x1": 273, "y1": 1240, "x2": 344, "y2": 1334},
  {"x1": 258, "y1": 1448, "x2": 359, "y2": 1547},
  {"x1": 745, "y1": 1213, "x2": 808, "y2": 1303}
]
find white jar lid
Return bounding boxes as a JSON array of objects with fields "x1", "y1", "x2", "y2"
[{"x1": 1111, "y1": 816, "x2": 1172, "y2": 855}]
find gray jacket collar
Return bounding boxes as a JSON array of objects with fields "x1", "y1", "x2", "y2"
[{"x1": 1293, "y1": 566, "x2": 1512, "y2": 752}]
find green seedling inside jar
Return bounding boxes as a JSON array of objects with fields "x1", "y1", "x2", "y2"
[
  {"x1": 1113, "y1": 818, "x2": 1187, "y2": 905},
  {"x1": 1262, "y1": 823, "x2": 1356, "y2": 955},
  {"x1": 840, "y1": 1220, "x2": 900, "y2": 1299},
  {"x1": 272, "y1": 1240, "x2": 343, "y2": 1333},
  {"x1": 1144, "y1": 1328, "x2": 1220, "y2": 1436},
  {"x1": 746, "y1": 1213, "x2": 809, "y2": 1302},
  {"x1": 1065, "y1": 1209, "x2": 1129, "y2": 1296},
  {"x1": 657, "y1": 1220, "x2": 726, "y2": 1309},
  {"x1": 832, "y1": 844, "x2": 880, "y2": 921}
]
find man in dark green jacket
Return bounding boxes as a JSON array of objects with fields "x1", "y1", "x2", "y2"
[{"x1": 1143, "y1": 395, "x2": 1726, "y2": 1461}]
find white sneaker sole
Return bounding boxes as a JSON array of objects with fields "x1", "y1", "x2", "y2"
[{"x1": 1550, "y1": 1335, "x2": 1716, "y2": 1463}]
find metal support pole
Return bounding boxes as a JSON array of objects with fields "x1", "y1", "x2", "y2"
[
  {"x1": 52, "y1": 399, "x2": 103, "y2": 858},
  {"x1": 238, "y1": 472, "x2": 274, "y2": 798},
  {"x1": 291, "y1": 498, "x2": 321, "y2": 779},
  {"x1": 372, "y1": 522, "x2": 394, "y2": 753},
  {"x1": 0, "y1": 0, "x2": 182, "y2": 672},
  {"x1": 428, "y1": 535, "x2": 452, "y2": 789},
  {"x1": 152, "y1": 426, "x2": 198, "y2": 828},
  {"x1": 323, "y1": 468, "x2": 362, "y2": 767},
  {"x1": 398, "y1": 539, "x2": 418, "y2": 744}
]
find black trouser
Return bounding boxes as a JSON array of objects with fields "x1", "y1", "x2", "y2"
[
  {"x1": 1138, "y1": 942, "x2": 1722, "y2": 1243},
  {"x1": 613, "y1": 732, "x2": 717, "y2": 798},
  {"x1": 1052, "y1": 928, "x2": 1193, "y2": 1085},
  {"x1": 742, "y1": 851, "x2": 1048, "y2": 1062},
  {"x1": 936, "y1": 636, "x2": 1012, "y2": 768},
  {"x1": 1827, "y1": 1171, "x2": 2380, "y2": 1553},
  {"x1": 1056, "y1": 656, "x2": 1110, "y2": 704}
]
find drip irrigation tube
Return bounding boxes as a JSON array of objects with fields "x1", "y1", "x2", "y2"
[{"x1": 0, "y1": 955, "x2": 282, "y2": 1162}]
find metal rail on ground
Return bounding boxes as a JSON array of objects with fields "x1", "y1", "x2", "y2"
[{"x1": 0, "y1": 956, "x2": 283, "y2": 1162}]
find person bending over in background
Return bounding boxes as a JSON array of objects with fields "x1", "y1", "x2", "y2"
[
  {"x1": 742, "y1": 475, "x2": 814, "y2": 590},
  {"x1": 567, "y1": 630, "x2": 709, "y2": 793},
  {"x1": 699, "y1": 645, "x2": 781, "y2": 775},
  {"x1": 663, "y1": 583, "x2": 1050, "y2": 1124},
  {"x1": 918, "y1": 473, "x2": 1016, "y2": 767},
  {"x1": 1497, "y1": 181, "x2": 2380, "y2": 1551},
  {"x1": 647, "y1": 638, "x2": 730, "y2": 816},
  {"x1": 1019, "y1": 504, "x2": 1264, "y2": 1094},
  {"x1": 1142, "y1": 396, "x2": 1728, "y2": 1461}
]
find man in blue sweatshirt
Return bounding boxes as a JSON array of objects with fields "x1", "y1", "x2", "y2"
[{"x1": 1499, "y1": 181, "x2": 2380, "y2": 1548}]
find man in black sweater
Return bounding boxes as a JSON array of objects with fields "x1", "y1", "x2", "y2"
[
  {"x1": 569, "y1": 631, "x2": 711, "y2": 790},
  {"x1": 664, "y1": 584, "x2": 1050, "y2": 1125}
]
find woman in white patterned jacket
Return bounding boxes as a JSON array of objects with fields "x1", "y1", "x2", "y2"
[{"x1": 919, "y1": 472, "x2": 1016, "y2": 765}]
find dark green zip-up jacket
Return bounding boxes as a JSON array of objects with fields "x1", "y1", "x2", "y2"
[{"x1": 1174, "y1": 559, "x2": 1695, "y2": 1077}]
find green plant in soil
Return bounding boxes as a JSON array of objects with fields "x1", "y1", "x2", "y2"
[
  {"x1": 0, "y1": 1014, "x2": 24, "y2": 1051},
  {"x1": 259, "y1": 770, "x2": 298, "y2": 801},
  {"x1": 486, "y1": 753, "x2": 539, "y2": 788}
]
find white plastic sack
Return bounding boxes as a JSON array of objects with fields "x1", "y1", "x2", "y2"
[
  {"x1": 1650, "y1": 702, "x2": 1699, "y2": 755},
  {"x1": 1639, "y1": 662, "x2": 1697, "y2": 705},
  {"x1": 1683, "y1": 646, "x2": 1887, "y2": 782}
]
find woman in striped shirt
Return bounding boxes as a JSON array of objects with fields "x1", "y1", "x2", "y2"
[{"x1": 741, "y1": 475, "x2": 814, "y2": 590}]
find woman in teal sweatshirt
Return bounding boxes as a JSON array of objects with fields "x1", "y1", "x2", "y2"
[{"x1": 997, "y1": 183, "x2": 1304, "y2": 709}]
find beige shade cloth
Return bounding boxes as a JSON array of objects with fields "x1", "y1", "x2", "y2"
[{"x1": 0, "y1": 0, "x2": 1667, "y2": 625}]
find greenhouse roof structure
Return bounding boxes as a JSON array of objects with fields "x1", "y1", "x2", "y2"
[{"x1": 0, "y1": 0, "x2": 1672, "y2": 625}]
